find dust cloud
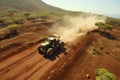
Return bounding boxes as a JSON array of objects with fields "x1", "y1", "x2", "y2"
[{"x1": 50, "y1": 15, "x2": 106, "y2": 43}]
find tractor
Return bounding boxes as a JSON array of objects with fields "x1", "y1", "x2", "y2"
[{"x1": 38, "y1": 34, "x2": 64, "y2": 56}]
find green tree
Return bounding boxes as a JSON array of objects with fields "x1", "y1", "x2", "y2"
[
  {"x1": 96, "y1": 69, "x2": 116, "y2": 80},
  {"x1": 40, "y1": 14, "x2": 50, "y2": 19},
  {"x1": 13, "y1": 16, "x2": 23, "y2": 24},
  {"x1": 29, "y1": 13, "x2": 38, "y2": 20},
  {"x1": 6, "y1": 8, "x2": 17, "y2": 17},
  {"x1": 95, "y1": 22, "x2": 113, "y2": 32},
  {"x1": 0, "y1": 13, "x2": 5, "y2": 23},
  {"x1": 24, "y1": 12, "x2": 31, "y2": 20},
  {"x1": 3, "y1": 17, "x2": 14, "y2": 25}
]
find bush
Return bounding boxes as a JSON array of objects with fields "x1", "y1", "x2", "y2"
[
  {"x1": 106, "y1": 17, "x2": 120, "y2": 26},
  {"x1": 2, "y1": 16, "x2": 14, "y2": 24},
  {"x1": 29, "y1": 13, "x2": 38, "y2": 20},
  {"x1": 0, "y1": 13, "x2": 5, "y2": 23},
  {"x1": 7, "y1": 24, "x2": 19, "y2": 29},
  {"x1": 24, "y1": 12, "x2": 31, "y2": 17},
  {"x1": 13, "y1": 16, "x2": 23, "y2": 24},
  {"x1": 96, "y1": 69, "x2": 116, "y2": 80},
  {"x1": 6, "y1": 8, "x2": 17, "y2": 16},
  {"x1": 23, "y1": 12, "x2": 32, "y2": 20},
  {"x1": 40, "y1": 14, "x2": 50, "y2": 19},
  {"x1": 95, "y1": 22, "x2": 113, "y2": 32}
]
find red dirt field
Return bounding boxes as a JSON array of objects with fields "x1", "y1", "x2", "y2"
[
  {"x1": 0, "y1": 25, "x2": 120, "y2": 80},
  {"x1": 51, "y1": 27, "x2": 120, "y2": 80}
]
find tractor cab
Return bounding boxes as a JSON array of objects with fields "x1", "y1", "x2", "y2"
[
  {"x1": 47, "y1": 37, "x2": 56, "y2": 44},
  {"x1": 38, "y1": 34, "x2": 64, "y2": 56}
]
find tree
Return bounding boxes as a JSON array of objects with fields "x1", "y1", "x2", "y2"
[
  {"x1": 6, "y1": 8, "x2": 17, "y2": 17},
  {"x1": 0, "y1": 13, "x2": 5, "y2": 23},
  {"x1": 13, "y1": 16, "x2": 23, "y2": 24},
  {"x1": 95, "y1": 22, "x2": 113, "y2": 32},
  {"x1": 29, "y1": 13, "x2": 38, "y2": 20},
  {"x1": 40, "y1": 14, "x2": 50, "y2": 19},
  {"x1": 3, "y1": 17, "x2": 14, "y2": 25},
  {"x1": 24, "y1": 12, "x2": 31, "y2": 20}
]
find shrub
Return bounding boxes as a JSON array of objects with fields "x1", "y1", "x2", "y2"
[
  {"x1": 7, "y1": 24, "x2": 19, "y2": 29},
  {"x1": 0, "y1": 13, "x2": 5, "y2": 23},
  {"x1": 95, "y1": 22, "x2": 113, "y2": 32},
  {"x1": 6, "y1": 8, "x2": 17, "y2": 16},
  {"x1": 4, "y1": 18, "x2": 14, "y2": 25},
  {"x1": 23, "y1": 12, "x2": 31, "y2": 20},
  {"x1": 13, "y1": 16, "x2": 23, "y2": 24},
  {"x1": 29, "y1": 13, "x2": 38, "y2": 20},
  {"x1": 40, "y1": 14, "x2": 50, "y2": 19},
  {"x1": 96, "y1": 69, "x2": 116, "y2": 80}
]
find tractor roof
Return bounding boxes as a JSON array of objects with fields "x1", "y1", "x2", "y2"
[
  {"x1": 48, "y1": 37, "x2": 55, "y2": 40},
  {"x1": 41, "y1": 41, "x2": 49, "y2": 46}
]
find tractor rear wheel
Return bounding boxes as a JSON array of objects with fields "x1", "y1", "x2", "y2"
[
  {"x1": 59, "y1": 41, "x2": 64, "y2": 49},
  {"x1": 47, "y1": 48, "x2": 54, "y2": 56}
]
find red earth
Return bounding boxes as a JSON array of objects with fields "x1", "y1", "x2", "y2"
[{"x1": 0, "y1": 23, "x2": 120, "y2": 80}]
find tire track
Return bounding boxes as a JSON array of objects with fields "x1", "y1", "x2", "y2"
[
  {"x1": 0, "y1": 43, "x2": 39, "y2": 72},
  {"x1": 0, "y1": 50, "x2": 37, "y2": 73},
  {"x1": 15, "y1": 60, "x2": 49, "y2": 80},
  {"x1": 0, "y1": 53, "x2": 42, "y2": 80},
  {"x1": 0, "y1": 51, "x2": 37, "y2": 74},
  {"x1": 11, "y1": 58, "x2": 43, "y2": 80},
  {"x1": 25, "y1": 61, "x2": 49, "y2": 80},
  {"x1": 28, "y1": 60, "x2": 58, "y2": 80}
]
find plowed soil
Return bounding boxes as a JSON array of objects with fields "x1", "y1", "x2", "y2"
[{"x1": 0, "y1": 25, "x2": 120, "y2": 80}]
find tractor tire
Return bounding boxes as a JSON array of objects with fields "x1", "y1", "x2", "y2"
[
  {"x1": 59, "y1": 41, "x2": 64, "y2": 49},
  {"x1": 47, "y1": 48, "x2": 54, "y2": 56}
]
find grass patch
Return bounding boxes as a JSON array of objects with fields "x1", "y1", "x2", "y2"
[
  {"x1": 96, "y1": 69, "x2": 116, "y2": 80},
  {"x1": 7, "y1": 24, "x2": 19, "y2": 29}
]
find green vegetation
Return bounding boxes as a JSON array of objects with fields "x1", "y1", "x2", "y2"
[
  {"x1": 6, "y1": 8, "x2": 17, "y2": 17},
  {"x1": 95, "y1": 22, "x2": 113, "y2": 32},
  {"x1": 24, "y1": 12, "x2": 31, "y2": 20},
  {"x1": 106, "y1": 17, "x2": 120, "y2": 26},
  {"x1": 13, "y1": 16, "x2": 23, "y2": 24},
  {"x1": 40, "y1": 14, "x2": 50, "y2": 19},
  {"x1": 4, "y1": 17, "x2": 14, "y2": 25},
  {"x1": 29, "y1": 13, "x2": 39, "y2": 20},
  {"x1": 7, "y1": 24, "x2": 19, "y2": 29},
  {"x1": 0, "y1": 13, "x2": 5, "y2": 19},
  {"x1": 96, "y1": 69, "x2": 116, "y2": 80}
]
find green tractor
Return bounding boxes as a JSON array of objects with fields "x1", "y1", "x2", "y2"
[{"x1": 38, "y1": 34, "x2": 64, "y2": 56}]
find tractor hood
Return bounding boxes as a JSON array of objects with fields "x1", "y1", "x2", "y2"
[{"x1": 41, "y1": 41, "x2": 49, "y2": 46}]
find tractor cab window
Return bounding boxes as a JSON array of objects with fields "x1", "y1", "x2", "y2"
[{"x1": 47, "y1": 37, "x2": 56, "y2": 44}]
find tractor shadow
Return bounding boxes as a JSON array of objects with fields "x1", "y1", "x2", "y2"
[{"x1": 39, "y1": 48, "x2": 67, "y2": 61}]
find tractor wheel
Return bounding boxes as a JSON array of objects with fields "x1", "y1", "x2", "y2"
[
  {"x1": 47, "y1": 48, "x2": 54, "y2": 56},
  {"x1": 59, "y1": 41, "x2": 64, "y2": 49}
]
